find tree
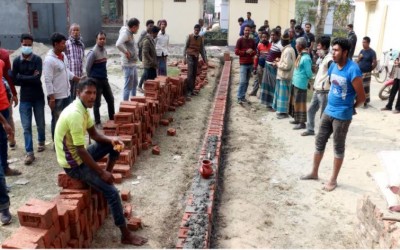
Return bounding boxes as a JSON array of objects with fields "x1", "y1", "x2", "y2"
[
  {"x1": 332, "y1": 0, "x2": 353, "y2": 39},
  {"x1": 313, "y1": 0, "x2": 329, "y2": 51}
]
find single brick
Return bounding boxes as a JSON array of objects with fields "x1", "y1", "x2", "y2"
[
  {"x1": 112, "y1": 173, "x2": 123, "y2": 184},
  {"x1": 57, "y1": 172, "x2": 87, "y2": 189},
  {"x1": 121, "y1": 189, "x2": 131, "y2": 201},
  {"x1": 17, "y1": 201, "x2": 57, "y2": 229},
  {"x1": 152, "y1": 146, "x2": 160, "y2": 155},
  {"x1": 160, "y1": 119, "x2": 169, "y2": 126},
  {"x1": 113, "y1": 164, "x2": 131, "y2": 177},
  {"x1": 1, "y1": 234, "x2": 43, "y2": 249},
  {"x1": 167, "y1": 128, "x2": 176, "y2": 136},
  {"x1": 127, "y1": 217, "x2": 142, "y2": 231},
  {"x1": 114, "y1": 112, "x2": 133, "y2": 124}
]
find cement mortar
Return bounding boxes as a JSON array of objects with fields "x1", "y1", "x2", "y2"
[{"x1": 183, "y1": 135, "x2": 220, "y2": 248}]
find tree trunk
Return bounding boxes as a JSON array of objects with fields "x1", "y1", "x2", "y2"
[
  {"x1": 103, "y1": 0, "x2": 110, "y2": 16},
  {"x1": 314, "y1": 0, "x2": 329, "y2": 51}
]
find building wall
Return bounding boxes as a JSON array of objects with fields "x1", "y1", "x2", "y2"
[
  {"x1": 69, "y1": 0, "x2": 102, "y2": 47},
  {"x1": 0, "y1": 0, "x2": 29, "y2": 49},
  {"x1": 227, "y1": 0, "x2": 296, "y2": 46},
  {"x1": 123, "y1": 0, "x2": 203, "y2": 44},
  {"x1": 354, "y1": 0, "x2": 400, "y2": 59}
]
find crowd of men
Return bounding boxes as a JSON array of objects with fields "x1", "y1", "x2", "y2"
[
  {"x1": 234, "y1": 13, "x2": 369, "y2": 192},
  {"x1": 0, "y1": 15, "x2": 211, "y2": 245}
]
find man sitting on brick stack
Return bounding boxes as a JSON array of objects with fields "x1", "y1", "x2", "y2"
[{"x1": 54, "y1": 78, "x2": 148, "y2": 246}]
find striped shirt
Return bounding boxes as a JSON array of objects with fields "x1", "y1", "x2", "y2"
[
  {"x1": 65, "y1": 36, "x2": 85, "y2": 77},
  {"x1": 266, "y1": 40, "x2": 283, "y2": 63}
]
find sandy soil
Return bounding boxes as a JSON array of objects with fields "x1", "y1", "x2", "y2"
[
  {"x1": 0, "y1": 43, "x2": 223, "y2": 248},
  {"x1": 214, "y1": 58, "x2": 400, "y2": 248}
]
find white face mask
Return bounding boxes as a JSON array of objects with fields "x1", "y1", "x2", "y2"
[{"x1": 21, "y1": 46, "x2": 33, "y2": 55}]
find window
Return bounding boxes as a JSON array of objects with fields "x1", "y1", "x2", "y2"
[
  {"x1": 32, "y1": 11, "x2": 39, "y2": 28},
  {"x1": 174, "y1": 0, "x2": 186, "y2": 2},
  {"x1": 245, "y1": 0, "x2": 258, "y2": 3}
]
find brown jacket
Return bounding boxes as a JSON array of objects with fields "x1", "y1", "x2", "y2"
[{"x1": 142, "y1": 34, "x2": 157, "y2": 69}]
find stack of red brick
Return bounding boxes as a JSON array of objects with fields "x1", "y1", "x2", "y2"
[{"x1": 1, "y1": 61, "x2": 210, "y2": 249}]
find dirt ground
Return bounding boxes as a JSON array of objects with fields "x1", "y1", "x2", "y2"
[
  {"x1": 1, "y1": 44, "x2": 398, "y2": 248},
  {"x1": 0, "y1": 44, "x2": 223, "y2": 248},
  {"x1": 214, "y1": 59, "x2": 400, "y2": 248}
]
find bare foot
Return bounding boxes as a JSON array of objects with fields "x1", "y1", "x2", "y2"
[
  {"x1": 299, "y1": 174, "x2": 318, "y2": 180},
  {"x1": 322, "y1": 181, "x2": 337, "y2": 192},
  {"x1": 121, "y1": 233, "x2": 148, "y2": 246}
]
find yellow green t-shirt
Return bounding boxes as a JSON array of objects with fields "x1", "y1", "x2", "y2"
[{"x1": 55, "y1": 99, "x2": 94, "y2": 168}]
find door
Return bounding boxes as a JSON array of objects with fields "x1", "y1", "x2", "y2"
[{"x1": 29, "y1": 2, "x2": 68, "y2": 43}]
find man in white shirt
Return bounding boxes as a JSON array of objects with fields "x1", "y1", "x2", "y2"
[{"x1": 156, "y1": 19, "x2": 169, "y2": 76}]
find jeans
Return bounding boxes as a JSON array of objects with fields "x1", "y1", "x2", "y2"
[
  {"x1": 187, "y1": 55, "x2": 199, "y2": 95},
  {"x1": 19, "y1": 100, "x2": 46, "y2": 154},
  {"x1": 237, "y1": 64, "x2": 253, "y2": 100},
  {"x1": 0, "y1": 109, "x2": 10, "y2": 210},
  {"x1": 122, "y1": 66, "x2": 139, "y2": 101},
  {"x1": 315, "y1": 114, "x2": 351, "y2": 159},
  {"x1": 64, "y1": 142, "x2": 125, "y2": 227},
  {"x1": 51, "y1": 97, "x2": 71, "y2": 141},
  {"x1": 306, "y1": 91, "x2": 328, "y2": 132},
  {"x1": 386, "y1": 78, "x2": 400, "y2": 110},
  {"x1": 93, "y1": 78, "x2": 115, "y2": 125},
  {"x1": 157, "y1": 56, "x2": 167, "y2": 76}
]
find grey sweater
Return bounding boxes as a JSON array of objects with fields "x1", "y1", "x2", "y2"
[{"x1": 116, "y1": 26, "x2": 138, "y2": 66}]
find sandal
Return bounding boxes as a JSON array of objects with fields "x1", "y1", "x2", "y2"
[{"x1": 5, "y1": 168, "x2": 22, "y2": 176}]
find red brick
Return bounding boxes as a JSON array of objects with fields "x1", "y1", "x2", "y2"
[
  {"x1": 57, "y1": 172, "x2": 87, "y2": 189},
  {"x1": 144, "y1": 80, "x2": 160, "y2": 91},
  {"x1": 112, "y1": 173, "x2": 123, "y2": 183},
  {"x1": 121, "y1": 189, "x2": 131, "y2": 201},
  {"x1": 69, "y1": 222, "x2": 81, "y2": 239},
  {"x1": 60, "y1": 189, "x2": 91, "y2": 206},
  {"x1": 1, "y1": 233, "x2": 43, "y2": 249},
  {"x1": 152, "y1": 146, "x2": 160, "y2": 155},
  {"x1": 17, "y1": 200, "x2": 56, "y2": 229},
  {"x1": 178, "y1": 227, "x2": 189, "y2": 238},
  {"x1": 119, "y1": 135, "x2": 133, "y2": 148},
  {"x1": 113, "y1": 164, "x2": 131, "y2": 177},
  {"x1": 160, "y1": 119, "x2": 169, "y2": 126},
  {"x1": 119, "y1": 104, "x2": 137, "y2": 114},
  {"x1": 116, "y1": 150, "x2": 132, "y2": 165},
  {"x1": 53, "y1": 196, "x2": 84, "y2": 213},
  {"x1": 123, "y1": 203, "x2": 132, "y2": 218},
  {"x1": 114, "y1": 112, "x2": 133, "y2": 124},
  {"x1": 117, "y1": 123, "x2": 135, "y2": 135},
  {"x1": 53, "y1": 200, "x2": 80, "y2": 223},
  {"x1": 9, "y1": 227, "x2": 50, "y2": 248},
  {"x1": 130, "y1": 96, "x2": 147, "y2": 103},
  {"x1": 167, "y1": 128, "x2": 176, "y2": 136},
  {"x1": 127, "y1": 217, "x2": 142, "y2": 231}
]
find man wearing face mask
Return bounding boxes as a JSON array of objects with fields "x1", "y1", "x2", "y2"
[
  {"x1": 301, "y1": 35, "x2": 332, "y2": 136},
  {"x1": 12, "y1": 34, "x2": 46, "y2": 165},
  {"x1": 65, "y1": 23, "x2": 85, "y2": 101}
]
